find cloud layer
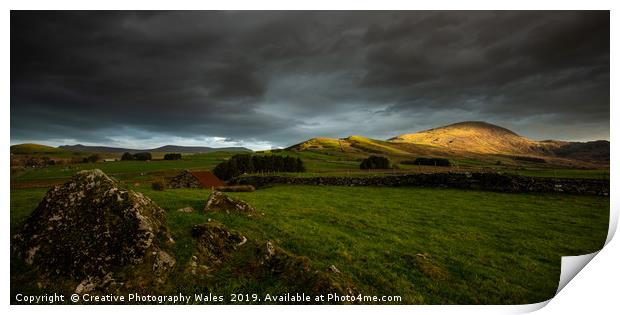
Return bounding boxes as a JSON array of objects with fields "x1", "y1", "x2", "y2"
[{"x1": 11, "y1": 11, "x2": 610, "y2": 149}]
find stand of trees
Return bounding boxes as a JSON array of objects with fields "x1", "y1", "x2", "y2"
[
  {"x1": 82, "y1": 154, "x2": 100, "y2": 163},
  {"x1": 360, "y1": 155, "x2": 390, "y2": 169},
  {"x1": 120, "y1": 152, "x2": 152, "y2": 161},
  {"x1": 121, "y1": 152, "x2": 134, "y2": 161},
  {"x1": 512, "y1": 156, "x2": 546, "y2": 163},
  {"x1": 134, "y1": 152, "x2": 152, "y2": 161},
  {"x1": 163, "y1": 153, "x2": 182, "y2": 160},
  {"x1": 213, "y1": 154, "x2": 305, "y2": 180}
]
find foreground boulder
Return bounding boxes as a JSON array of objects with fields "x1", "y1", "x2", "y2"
[
  {"x1": 186, "y1": 222, "x2": 247, "y2": 274},
  {"x1": 205, "y1": 191, "x2": 260, "y2": 217},
  {"x1": 12, "y1": 169, "x2": 176, "y2": 293},
  {"x1": 187, "y1": 221, "x2": 357, "y2": 302}
]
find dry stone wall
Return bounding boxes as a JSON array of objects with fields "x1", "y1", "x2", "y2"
[{"x1": 230, "y1": 172, "x2": 609, "y2": 196}]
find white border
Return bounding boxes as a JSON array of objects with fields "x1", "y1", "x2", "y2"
[{"x1": 2, "y1": 1, "x2": 616, "y2": 314}]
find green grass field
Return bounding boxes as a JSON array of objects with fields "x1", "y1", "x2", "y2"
[
  {"x1": 506, "y1": 168, "x2": 610, "y2": 180},
  {"x1": 10, "y1": 184, "x2": 609, "y2": 304},
  {"x1": 10, "y1": 152, "x2": 235, "y2": 183},
  {"x1": 11, "y1": 149, "x2": 609, "y2": 189},
  {"x1": 10, "y1": 147, "x2": 610, "y2": 304}
]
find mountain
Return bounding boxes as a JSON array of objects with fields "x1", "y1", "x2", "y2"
[
  {"x1": 389, "y1": 121, "x2": 609, "y2": 161},
  {"x1": 389, "y1": 121, "x2": 552, "y2": 155},
  {"x1": 58, "y1": 144, "x2": 252, "y2": 154},
  {"x1": 544, "y1": 140, "x2": 610, "y2": 163},
  {"x1": 12, "y1": 122, "x2": 609, "y2": 166},
  {"x1": 287, "y1": 121, "x2": 609, "y2": 166}
]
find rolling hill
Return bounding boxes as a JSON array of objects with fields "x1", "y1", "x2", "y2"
[
  {"x1": 389, "y1": 121, "x2": 609, "y2": 162},
  {"x1": 286, "y1": 121, "x2": 609, "y2": 167},
  {"x1": 57, "y1": 144, "x2": 252, "y2": 154},
  {"x1": 11, "y1": 121, "x2": 609, "y2": 168},
  {"x1": 287, "y1": 135, "x2": 446, "y2": 158},
  {"x1": 389, "y1": 121, "x2": 547, "y2": 155},
  {"x1": 10, "y1": 143, "x2": 67, "y2": 155}
]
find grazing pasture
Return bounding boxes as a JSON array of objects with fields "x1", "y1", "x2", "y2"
[{"x1": 10, "y1": 183, "x2": 608, "y2": 304}]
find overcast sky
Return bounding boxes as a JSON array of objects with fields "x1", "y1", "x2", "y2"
[{"x1": 11, "y1": 11, "x2": 609, "y2": 150}]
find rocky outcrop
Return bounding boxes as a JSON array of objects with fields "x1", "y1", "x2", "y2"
[
  {"x1": 230, "y1": 172, "x2": 609, "y2": 196},
  {"x1": 188, "y1": 221, "x2": 357, "y2": 301},
  {"x1": 168, "y1": 170, "x2": 202, "y2": 188},
  {"x1": 205, "y1": 191, "x2": 260, "y2": 217},
  {"x1": 12, "y1": 169, "x2": 176, "y2": 294},
  {"x1": 189, "y1": 222, "x2": 247, "y2": 271}
]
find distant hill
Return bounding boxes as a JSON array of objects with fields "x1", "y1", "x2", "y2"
[
  {"x1": 287, "y1": 121, "x2": 609, "y2": 167},
  {"x1": 151, "y1": 145, "x2": 252, "y2": 153},
  {"x1": 11, "y1": 143, "x2": 66, "y2": 154},
  {"x1": 389, "y1": 121, "x2": 609, "y2": 161},
  {"x1": 389, "y1": 121, "x2": 552, "y2": 155},
  {"x1": 287, "y1": 135, "x2": 452, "y2": 159},
  {"x1": 545, "y1": 140, "x2": 610, "y2": 163},
  {"x1": 57, "y1": 144, "x2": 252, "y2": 154},
  {"x1": 11, "y1": 121, "x2": 609, "y2": 167}
]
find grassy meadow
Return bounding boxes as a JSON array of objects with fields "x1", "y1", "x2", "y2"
[
  {"x1": 9, "y1": 148, "x2": 610, "y2": 304},
  {"x1": 10, "y1": 183, "x2": 609, "y2": 304}
]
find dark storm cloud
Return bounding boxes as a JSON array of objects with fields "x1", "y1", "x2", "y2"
[{"x1": 10, "y1": 11, "x2": 609, "y2": 148}]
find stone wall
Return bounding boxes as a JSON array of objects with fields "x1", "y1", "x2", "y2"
[
  {"x1": 168, "y1": 170, "x2": 202, "y2": 188},
  {"x1": 229, "y1": 172, "x2": 609, "y2": 196}
]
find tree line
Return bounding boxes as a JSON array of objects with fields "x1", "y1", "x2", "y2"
[
  {"x1": 213, "y1": 154, "x2": 305, "y2": 180},
  {"x1": 360, "y1": 155, "x2": 452, "y2": 169},
  {"x1": 359, "y1": 155, "x2": 391, "y2": 169},
  {"x1": 121, "y1": 152, "x2": 152, "y2": 161},
  {"x1": 163, "y1": 153, "x2": 182, "y2": 160}
]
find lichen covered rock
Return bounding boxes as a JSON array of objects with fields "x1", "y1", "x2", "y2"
[
  {"x1": 190, "y1": 222, "x2": 248, "y2": 268},
  {"x1": 188, "y1": 221, "x2": 357, "y2": 301},
  {"x1": 204, "y1": 191, "x2": 259, "y2": 217},
  {"x1": 12, "y1": 169, "x2": 176, "y2": 293}
]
